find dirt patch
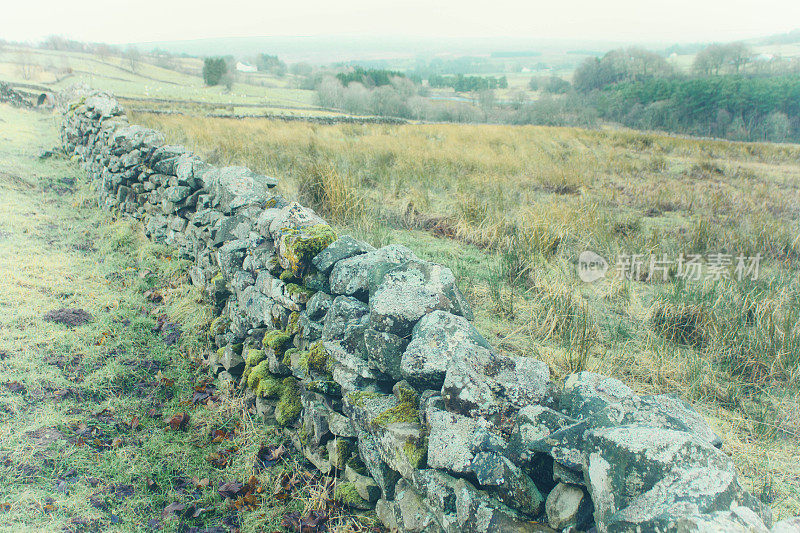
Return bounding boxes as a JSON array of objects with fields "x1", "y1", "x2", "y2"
[
  {"x1": 43, "y1": 308, "x2": 93, "y2": 327},
  {"x1": 25, "y1": 427, "x2": 65, "y2": 448}
]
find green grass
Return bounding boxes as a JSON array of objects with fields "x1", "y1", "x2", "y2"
[
  {"x1": 0, "y1": 104, "x2": 377, "y2": 532},
  {"x1": 135, "y1": 110, "x2": 800, "y2": 520}
]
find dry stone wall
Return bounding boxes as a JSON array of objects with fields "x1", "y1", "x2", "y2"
[{"x1": 60, "y1": 90, "x2": 789, "y2": 533}]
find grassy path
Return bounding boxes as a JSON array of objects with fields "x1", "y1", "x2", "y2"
[{"x1": 0, "y1": 106, "x2": 367, "y2": 532}]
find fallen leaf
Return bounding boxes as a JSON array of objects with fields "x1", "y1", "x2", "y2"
[
  {"x1": 130, "y1": 416, "x2": 140, "y2": 430},
  {"x1": 161, "y1": 502, "x2": 186, "y2": 519},
  {"x1": 255, "y1": 443, "x2": 285, "y2": 471},
  {"x1": 218, "y1": 481, "x2": 245, "y2": 499},
  {"x1": 191, "y1": 476, "x2": 210, "y2": 489},
  {"x1": 166, "y1": 412, "x2": 189, "y2": 431},
  {"x1": 4, "y1": 381, "x2": 25, "y2": 393}
]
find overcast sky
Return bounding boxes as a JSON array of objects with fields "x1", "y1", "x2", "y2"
[{"x1": 2, "y1": 0, "x2": 799, "y2": 45}]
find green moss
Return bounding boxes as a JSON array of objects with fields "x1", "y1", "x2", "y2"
[
  {"x1": 256, "y1": 374, "x2": 283, "y2": 398},
  {"x1": 275, "y1": 377, "x2": 301, "y2": 426},
  {"x1": 394, "y1": 384, "x2": 419, "y2": 406},
  {"x1": 246, "y1": 349, "x2": 265, "y2": 366},
  {"x1": 264, "y1": 330, "x2": 292, "y2": 355},
  {"x1": 345, "y1": 391, "x2": 381, "y2": 408},
  {"x1": 334, "y1": 482, "x2": 365, "y2": 507},
  {"x1": 209, "y1": 315, "x2": 230, "y2": 337},
  {"x1": 306, "y1": 380, "x2": 341, "y2": 397},
  {"x1": 347, "y1": 455, "x2": 368, "y2": 476},
  {"x1": 402, "y1": 439, "x2": 428, "y2": 468},
  {"x1": 286, "y1": 311, "x2": 301, "y2": 336},
  {"x1": 247, "y1": 360, "x2": 270, "y2": 390},
  {"x1": 279, "y1": 269, "x2": 298, "y2": 283},
  {"x1": 305, "y1": 341, "x2": 330, "y2": 375},
  {"x1": 283, "y1": 347, "x2": 299, "y2": 367},
  {"x1": 282, "y1": 224, "x2": 337, "y2": 276},
  {"x1": 373, "y1": 395, "x2": 420, "y2": 428},
  {"x1": 285, "y1": 283, "x2": 314, "y2": 300},
  {"x1": 330, "y1": 438, "x2": 352, "y2": 469}
]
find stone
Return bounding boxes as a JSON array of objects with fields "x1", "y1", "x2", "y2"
[
  {"x1": 442, "y1": 347, "x2": 552, "y2": 421},
  {"x1": 545, "y1": 482, "x2": 592, "y2": 530},
  {"x1": 312, "y1": 235, "x2": 375, "y2": 274},
  {"x1": 204, "y1": 165, "x2": 278, "y2": 213},
  {"x1": 470, "y1": 451, "x2": 544, "y2": 517},
  {"x1": 583, "y1": 426, "x2": 770, "y2": 532},
  {"x1": 266, "y1": 202, "x2": 326, "y2": 240},
  {"x1": 344, "y1": 391, "x2": 426, "y2": 482},
  {"x1": 560, "y1": 371, "x2": 636, "y2": 420},
  {"x1": 425, "y1": 397, "x2": 504, "y2": 475},
  {"x1": 329, "y1": 244, "x2": 417, "y2": 300},
  {"x1": 454, "y1": 479, "x2": 548, "y2": 533},
  {"x1": 401, "y1": 310, "x2": 491, "y2": 390},
  {"x1": 216, "y1": 240, "x2": 248, "y2": 279},
  {"x1": 509, "y1": 404, "x2": 577, "y2": 462},
  {"x1": 345, "y1": 465, "x2": 381, "y2": 503},
  {"x1": 305, "y1": 291, "x2": 333, "y2": 321},
  {"x1": 165, "y1": 185, "x2": 192, "y2": 203},
  {"x1": 369, "y1": 259, "x2": 473, "y2": 337},
  {"x1": 772, "y1": 516, "x2": 800, "y2": 533},
  {"x1": 553, "y1": 461, "x2": 584, "y2": 486},
  {"x1": 334, "y1": 481, "x2": 373, "y2": 510},
  {"x1": 364, "y1": 328, "x2": 405, "y2": 380},
  {"x1": 220, "y1": 345, "x2": 245, "y2": 376},
  {"x1": 322, "y1": 296, "x2": 383, "y2": 392}
]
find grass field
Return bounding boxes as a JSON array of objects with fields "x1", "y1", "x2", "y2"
[
  {"x1": 0, "y1": 46, "x2": 352, "y2": 118},
  {"x1": 0, "y1": 104, "x2": 379, "y2": 532},
  {"x1": 134, "y1": 110, "x2": 800, "y2": 520}
]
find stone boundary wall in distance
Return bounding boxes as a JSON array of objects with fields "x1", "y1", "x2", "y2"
[{"x1": 60, "y1": 91, "x2": 789, "y2": 533}]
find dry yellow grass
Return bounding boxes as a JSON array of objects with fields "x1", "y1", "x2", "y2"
[{"x1": 136, "y1": 111, "x2": 800, "y2": 519}]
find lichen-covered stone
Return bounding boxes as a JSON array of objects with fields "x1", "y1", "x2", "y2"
[
  {"x1": 204, "y1": 165, "x2": 278, "y2": 213},
  {"x1": 442, "y1": 347, "x2": 552, "y2": 422},
  {"x1": 584, "y1": 426, "x2": 771, "y2": 532},
  {"x1": 344, "y1": 391, "x2": 427, "y2": 483},
  {"x1": 425, "y1": 396, "x2": 504, "y2": 475},
  {"x1": 329, "y1": 244, "x2": 417, "y2": 300},
  {"x1": 560, "y1": 371, "x2": 636, "y2": 420},
  {"x1": 369, "y1": 259, "x2": 473, "y2": 337},
  {"x1": 312, "y1": 235, "x2": 375, "y2": 274},
  {"x1": 401, "y1": 310, "x2": 491, "y2": 390}
]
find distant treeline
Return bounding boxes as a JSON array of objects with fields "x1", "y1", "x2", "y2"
[
  {"x1": 428, "y1": 74, "x2": 508, "y2": 91},
  {"x1": 336, "y1": 67, "x2": 406, "y2": 88},
  {"x1": 569, "y1": 44, "x2": 800, "y2": 142},
  {"x1": 596, "y1": 76, "x2": 800, "y2": 142}
]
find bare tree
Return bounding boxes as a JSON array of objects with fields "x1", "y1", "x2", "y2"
[
  {"x1": 124, "y1": 45, "x2": 141, "y2": 73},
  {"x1": 17, "y1": 51, "x2": 36, "y2": 80}
]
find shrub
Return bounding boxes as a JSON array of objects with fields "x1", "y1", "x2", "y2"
[{"x1": 202, "y1": 57, "x2": 227, "y2": 86}]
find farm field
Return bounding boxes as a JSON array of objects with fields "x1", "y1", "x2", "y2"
[
  {"x1": 134, "y1": 109, "x2": 800, "y2": 520},
  {"x1": 0, "y1": 46, "x2": 352, "y2": 118}
]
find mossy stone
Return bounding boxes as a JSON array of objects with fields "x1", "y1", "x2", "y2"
[{"x1": 275, "y1": 377, "x2": 302, "y2": 426}]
